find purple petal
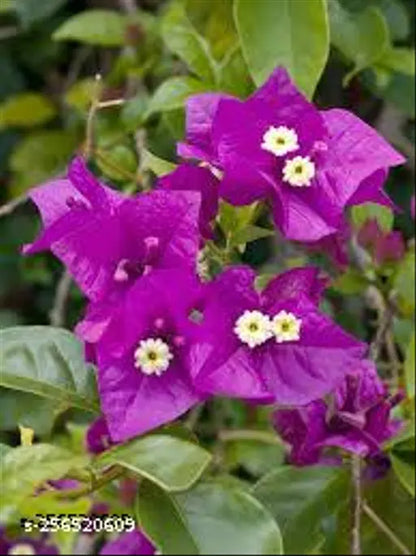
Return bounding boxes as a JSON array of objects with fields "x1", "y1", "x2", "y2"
[
  {"x1": 261, "y1": 266, "x2": 328, "y2": 308},
  {"x1": 100, "y1": 530, "x2": 155, "y2": 555}
]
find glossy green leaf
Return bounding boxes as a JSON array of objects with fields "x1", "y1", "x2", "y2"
[
  {"x1": 234, "y1": 0, "x2": 329, "y2": 98},
  {"x1": 0, "y1": 387, "x2": 67, "y2": 436},
  {"x1": 223, "y1": 439, "x2": 285, "y2": 477},
  {"x1": 351, "y1": 202, "x2": 394, "y2": 232},
  {"x1": 162, "y1": 2, "x2": 217, "y2": 84},
  {"x1": 137, "y1": 479, "x2": 283, "y2": 555},
  {"x1": 94, "y1": 434, "x2": 211, "y2": 492},
  {"x1": 53, "y1": 10, "x2": 127, "y2": 46},
  {"x1": 329, "y1": 1, "x2": 390, "y2": 84},
  {"x1": 0, "y1": 93, "x2": 56, "y2": 129},
  {"x1": 141, "y1": 149, "x2": 176, "y2": 177},
  {"x1": 0, "y1": 444, "x2": 88, "y2": 522},
  {"x1": 146, "y1": 76, "x2": 208, "y2": 117},
  {"x1": 64, "y1": 78, "x2": 98, "y2": 111},
  {"x1": 15, "y1": 0, "x2": 67, "y2": 27},
  {"x1": 0, "y1": 326, "x2": 99, "y2": 413},
  {"x1": 252, "y1": 465, "x2": 349, "y2": 554},
  {"x1": 218, "y1": 45, "x2": 253, "y2": 97}
]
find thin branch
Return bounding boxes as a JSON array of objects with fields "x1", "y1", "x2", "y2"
[
  {"x1": 369, "y1": 295, "x2": 396, "y2": 361},
  {"x1": 97, "y1": 98, "x2": 126, "y2": 109},
  {"x1": 84, "y1": 74, "x2": 102, "y2": 158},
  {"x1": 363, "y1": 502, "x2": 411, "y2": 555},
  {"x1": 49, "y1": 270, "x2": 72, "y2": 327},
  {"x1": 0, "y1": 194, "x2": 27, "y2": 218},
  {"x1": 185, "y1": 403, "x2": 205, "y2": 431},
  {"x1": 351, "y1": 455, "x2": 362, "y2": 555}
]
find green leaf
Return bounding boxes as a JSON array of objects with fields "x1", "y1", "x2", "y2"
[
  {"x1": 10, "y1": 130, "x2": 77, "y2": 196},
  {"x1": 53, "y1": 10, "x2": 127, "y2": 46},
  {"x1": 223, "y1": 439, "x2": 285, "y2": 477},
  {"x1": 146, "y1": 76, "x2": 208, "y2": 117},
  {"x1": 394, "y1": 250, "x2": 415, "y2": 317},
  {"x1": 0, "y1": 93, "x2": 56, "y2": 129},
  {"x1": 218, "y1": 45, "x2": 253, "y2": 97},
  {"x1": 329, "y1": 1, "x2": 390, "y2": 84},
  {"x1": 332, "y1": 268, "x2": 368, "y2": 295},
  {"x1": 141, "y1": 149, "x2": 176, "y2": 177},
  {"x1": 64, "y1": 78, "x2": 98, "y2": 111},
  {"x1": 161, "y1": 2, "x2": 217, "y2": 84},
  {"x1": 95, "y1": 145, "x2": 137, "y2": 181},
  {"x1": 185, "y1": 0, "x2": 237, "y2": 61},
  {"x1": 94, "y1": 434, "x2": 211, "y2": 492},
  {"x1": 351, "y1": 202, "x2": 394, "y2": 232},
  {"x1": 0, "y1": 387, "x2": 67, "y2": 436},
  {"x1": 252, "y1": 465, "x2": 349, "y2": 554},
  {"x1": 391, "y1": 452, "x2": 415, "y2": 497},
  {"x1": 234, "y1": 0, "x2": 329, "y2": 98},
  {"x1": 137, "y1": 479, "x2": 283, "y2": 555},
  {"x1": 0, "y1": 444, "x2": 88, "y2": 522},
  {"x1": 0, "y1": 326, "x2": 99, "y2": 413},
  {"x1": 230, "y1": 225, "x2": 274, "y2": 248},
  {"x1": 15, "y1": 0, "x2": 67, "y2": 27},
  {"x1": 378, "y1": 47, "x2": 416, "y2": 76},
  {"x1": 218, "y1": 202, "x2": 258, "y2": 237},
  {"x1": 0, "y1": 443, "x2": 12, "y2": 460},
  {"x1": 0, "y1": 0, "x2": 14, "y2": 14},
  {"x1": 404, "y1": 331, "x2": 415, "y2": 398}
]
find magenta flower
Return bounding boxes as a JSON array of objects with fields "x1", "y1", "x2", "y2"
[
  {"x1": 24, "y1": 156, "x2": 201, "y2": 303},
  {"x1": 274, "y1": 360, "x2": 403, "y2": 465},
  {"x1": 158, "y1": 162, "x2": 219, "y2": 238},
  {"x1": 191, "y1": 266, "x2": 365, "y2": 405},
  {"x1": 0, "y1": 529, "x2": 58, "y2": 555},
  {"x1": 85, "y1": 416, "x2": 113, "y2": 454},
  {"x1": 100, "y1": 529, "x2": 155, "y2": 555},
  {"x1": 180, "y1": 67, "x2": 404, "y2": 243},
  {"x1": 94, "y1": 269, "x2": 205, "y2": 441}
]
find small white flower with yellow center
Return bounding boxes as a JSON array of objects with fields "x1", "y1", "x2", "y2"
[
  {"x1": 271, "y1": 311, "x2": 302, "y2": 343},
  {"x1": 234, "y1": 310, "x2": 272, "y2": 348},
  {"x1": 134, "y1": 338, "x2": 173, "y2": 376},
  {"x1": 261, "y1": 126, "x2": 299, "y2": 157},
  {"x1": 282, "y1": 155, "x2": 315, "y2": 187},
  {"x1": 8, "y1": 545, "x2": 36, "y2": 556}
]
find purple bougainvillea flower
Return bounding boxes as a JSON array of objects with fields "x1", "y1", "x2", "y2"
[
  {"x1": 94, "y1": 269, "x2": 205, "y2": 441},
  {"x1": 274, "y1": 360, "x2": 403, "y2": 465},
  {"x1": 0, "y1": 529, "x2": 59, "y2": 555},
  {"x1": 177, "y1": 93, "x2": 232, "y2": 165},
  {"x1": 85, "y1": 416, "x2": 113, "y2": 454},
  {"x1": 100, "y1": 529, "x2": 155, "y2": 555},
  {"x1": 180, "y1": 68, "x2": 404, "y2": 244},
  {"x1": 191, "y1": 266, "x2": 365, "y2": 405},
  {"x1": 158, "y1": 162, "x2": 219, "y2": 238},
  {"x1": 24, "y1": 156, "x2": 201, "y2": 303}
]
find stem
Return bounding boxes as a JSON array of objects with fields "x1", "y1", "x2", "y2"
[
  {"x1": 363, "y1": 502, "x2": 411, "y2": 555},
  {"x1": 49, "y1": 269, "x2": 72, "y2": 327},
  {"x1": 0, "y1": 194, "x2": 27, "y2": 218},
  {"x1": 351, "y1": 454, "x2": 362, "y2": 555},
  {"x1": 57, "y1": 465, "x2": 125, "y2": 500},
  {"x1": 97, "y1": 98, "x2": 126, "y2": 109},
  {"x1": 84, "y1": 74, "x2": 102, "y2": 158}
]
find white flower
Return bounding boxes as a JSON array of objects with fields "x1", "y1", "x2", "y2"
[
  {"x1": 282, "y1": 155, "x2": 315, "y2": 187},
  {"x1": 234, "y1": 310, "x2": 272, "y2": 348},
  {"x1": 134, "y1": 338, "x2": 173, "y2": 376},
  {"x1": 8, "y1": 545, "x2": 36, "y2": 556},
  {"x1": 271, "y1": 311, "x2": 302, "y2": 343},
  {"x1": 261, "y1": 126, "x2": 299, "y2": 157}
]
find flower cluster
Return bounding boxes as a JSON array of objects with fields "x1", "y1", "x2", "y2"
[{"x1": 25, "y1": 66, "x2": 402, "y2": 468}]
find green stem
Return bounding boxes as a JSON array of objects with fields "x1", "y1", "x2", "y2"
[{"x1": 56, "y1": 465, "x2": 125, "y2": 499}]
